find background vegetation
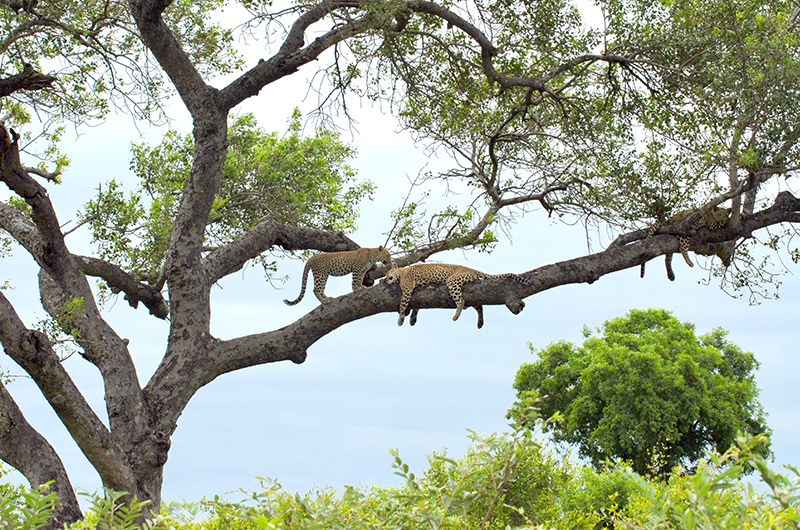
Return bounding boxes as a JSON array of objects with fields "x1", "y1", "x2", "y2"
[
  {"x1": 2, "y1": 424, "x2": 797, "y2": 529},
  {"x1": 510, "y1": 309, "x2": 770, "y2": 478},
  {"x1": 2, "y1": 313, "x2": 795, "y2": 529}
]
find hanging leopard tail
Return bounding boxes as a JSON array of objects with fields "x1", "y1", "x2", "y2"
[{"x1": 283, "y1": 260, "x2": 313, "y2": 305}]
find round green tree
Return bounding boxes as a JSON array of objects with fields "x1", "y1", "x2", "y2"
[{"x1": 510, "y1": 309, "x2": 770, "y2": 477}]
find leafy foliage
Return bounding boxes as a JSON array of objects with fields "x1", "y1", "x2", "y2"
[
  {"x1": 6, "y1": 430, "x2": 798, "y2": 529},
  {"x1": 0, "y1": 473, "x2": 59, "y2": 530},
  {"x1": 0, "y1": 0, "x2": 239, "y2": 124},
  {"x1": 69, "y1": 489, "x2": 161, "y2": 530},
  {"x1": 359, "y1": 0, "x2": 608, "y2": 224},
  {"x1": 81, "y1": 111, "x2": 372, "y2": 281},
  {"x1": 619, "y1": 434, "x2": 799, "y2": 529},
  {"x1": 510, "y1": 308, "x2": 770, "y2": 477},
  {"x1": 342, "y1": 0, "x2": 800, "y2": 286},
  {"x1": 162, "y1": 416, "x2": 603, "y2": 529},
  {"x1": 33, "y1": 295, "x2": 85, "y2": 360},
  {"x1": 588, "y1": 0, "x2": 800, "y2": 221},
  {"x1": 0, "y1": 466, "x2": 168, "y2": 529}
]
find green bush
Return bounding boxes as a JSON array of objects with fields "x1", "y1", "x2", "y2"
[
  {"x1": 616, "y1": 434, "x2": 800, "y2": 529},
  {"x1": 0, "y1": 479, "x2": 59, "y2": 530},
  {"x1": 560, "y1": 466, "x2": 643, "y2": 528},
  {"x1": 3, "y1": 432, "x2": 798, "y2": 529}
]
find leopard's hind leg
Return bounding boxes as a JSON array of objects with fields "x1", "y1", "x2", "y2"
[
  {"x1": 396, "y1": 276, "x2": 415, "y2": 326},
  {"x1": 312, "y1": 266, "x2": 332, "y2": 303}
]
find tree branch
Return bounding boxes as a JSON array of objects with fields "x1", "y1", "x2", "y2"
[
  {"x1": 0, "y1": 383, "x2": 82, "y2": 526},
  {"x1": 0, "y1": 62, "x2": 55, "y2": 97},
  {"x1": 128, "y1": 0, "x2": 213, "y2": 116},
  {"x1": 219, "y1": 2, "x2": 370, "y2": 110},
  {"x1": 203, "y1": 216, "x2": 359, "y2": 283},
  {"x1": 0, "y1": 201, "x2": 169, "y2": 319},
  {"x1": 240, "y1": 190, "x2": 800, "y2": 366},
  {"x1": 78, "y1": 256, "x2": 169, "y2": 319},
  {"x1": 0, "y1": 123, "x2": 151, "y2": 458},
  {"x1": 0, "y1": 292, "x2": 138, "y2": 494}
]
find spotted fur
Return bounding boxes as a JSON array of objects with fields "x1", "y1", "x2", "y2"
[
  {"x1": 384, "y1": 263, "x2": 528, "y2": 327},
  {"x1": 640, "y1": 206, "x2": 730, "y2": 281},
  {"x1": 284, "y1": 246, "x2": 392, "y2": 305}
]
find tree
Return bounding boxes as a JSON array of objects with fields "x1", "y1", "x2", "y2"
[
  {"x1": 0, "y1": 0, "x2": 799, "y2": 525},
  {"x1": 510, "y1": 309, "x2": 770, "y2": 477}
]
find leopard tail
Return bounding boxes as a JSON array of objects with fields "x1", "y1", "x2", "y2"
[
  {"x1": 283, "y1": 259, "x2": 313, "y2": 305},
  {"x1": 665, "y1": 253, "x2": 676, "y2": 281},
  {"x1": 487, "y1": 272, "x2": 530, "y2": 285}
]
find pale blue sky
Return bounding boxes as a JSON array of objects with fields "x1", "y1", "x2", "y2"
[{"x1": 1, "y1": 64, "x2": 799, "y2": 505}]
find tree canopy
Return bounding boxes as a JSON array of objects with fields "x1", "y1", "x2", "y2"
[
  {"x1": 0, "y1": 0, "x2": 799, "y2": 525},
  {"x1": 81, "y1": 110, "x2": 371, "y2": 287},
  {"x1": 510, "y1": 309, "x2": 770, "y2": 477}
]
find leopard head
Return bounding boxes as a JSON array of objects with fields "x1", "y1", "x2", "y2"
[
  {"x1": 384, "y1": 266, "x2": 401, "y2": 284},
  {"x1": 377, "y1": 245, "x2": 392, "y2": 266}
]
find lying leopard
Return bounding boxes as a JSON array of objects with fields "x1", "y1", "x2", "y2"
[
  {"x1": 284, "y1": 246, "x2": 392, "y2": 305},
  {"x1": 640, "y1": 206, "x2": 731, "y2": 281},
  {"x1": 384, "y1": 263, "x2": 529, "y2": 327}
]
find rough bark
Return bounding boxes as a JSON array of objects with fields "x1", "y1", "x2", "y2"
[
  {"x1": 0, "y1": 62, "x2": 54, "y2": 98},
  {"x1": 0, "y1": 383, "x2": 82, "y2": 528}
]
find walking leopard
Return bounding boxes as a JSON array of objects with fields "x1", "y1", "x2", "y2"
[{"x1": 284, "y1": 246, "x2": 392, "y2": 305}]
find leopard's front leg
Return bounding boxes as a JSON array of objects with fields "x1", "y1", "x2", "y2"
[
  {"x1": 352, "y1": 263, "x2": 370, "y2": 291},
  {"x1": 447, "y1": 277, "x2": 467, "y2": 321},
  {"x1": 396, "y1": 283, "x2": 414, "y2": 326}
]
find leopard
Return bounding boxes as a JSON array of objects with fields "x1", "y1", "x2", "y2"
[
  {"x1": 284, "y1": 246, "x2": 392, "y2": 305},
  {"x1": 384, "y1": 263, "x2": 529, "y2": 327},
  {"x1": 640, "y1": 206, "x2": 731, "y2": 281}
]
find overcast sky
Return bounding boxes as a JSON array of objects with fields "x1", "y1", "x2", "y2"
[{"x1": 2, "y1": 55, "x2": 799, "y2": 506}]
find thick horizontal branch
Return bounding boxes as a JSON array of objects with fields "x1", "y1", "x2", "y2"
[
  {"x1": 223, "y1": 191, "x2": 800, "y2": 366},
  {"x1": 0, "y1": 62, "x2": 55, "y2": 98},
  {"x1": 78, "y1": 256, "x2": 169, "y2": 319},
  {"x1": 143, "y1": 191, "x2": 800, "y2": 435},
  {"x1": 203, "y1": 216, "x2": 359, "y2": 282}
]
